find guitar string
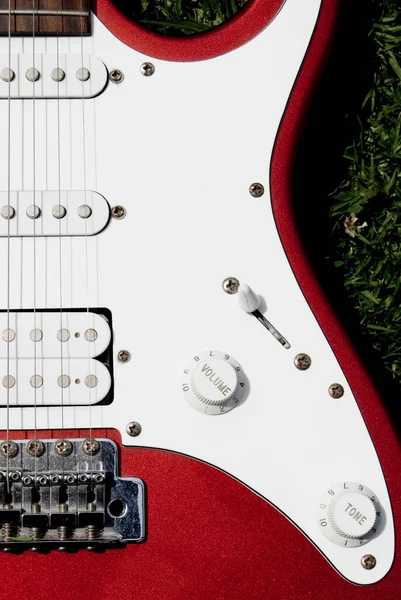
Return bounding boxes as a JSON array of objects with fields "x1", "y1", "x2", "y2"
[
  {"x1": 56, "y1": 0, "x2": 66, "y2": 475},
  {"x1": 5, "y1": 0, "x2": 12, "y2": 497},
  {"x1": 32, "y1": 0, "x2": 39, "y2": 488},
  {"x1": 80, "y1": 0, "x2": 95, "y2": 482}
]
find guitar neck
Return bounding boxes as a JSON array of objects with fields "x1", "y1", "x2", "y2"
[{"x1": 0, "y1": 0, "x2": 91, "y2": 36}]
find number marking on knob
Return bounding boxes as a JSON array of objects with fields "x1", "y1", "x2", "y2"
[
  {"x1": 317, "y1": 482, "x2": 382, "y2": 548},
  {"x1": 182, "y1": 351, "x2": 246, "y2": 415}
]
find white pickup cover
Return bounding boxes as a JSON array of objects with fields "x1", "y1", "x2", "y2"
[
  {"x1": 0, "y1": 191, "x2": 110, "y2": 237},
  {"x1": 0, "y1": 54, "x2": 107, "y2": 99}
]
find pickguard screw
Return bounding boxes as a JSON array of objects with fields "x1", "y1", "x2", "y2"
[
  {"x1": 82, "y1": 438, "x2": 100, "y2": 456},
  {"x1": 328, "y1": 383, "x2": 344, "y2": 399},
  {"x1": 222, "y1": 277, "x2": 240, "y2": 295},
  {"x1": 0, "y1": 440, "x2": 18, "y2": 458},
  {"x1": 294, "y1": 354, "x2": 312, "y2": 370},
  {"x1": 126, "y1": 421, "x2": 142, "y2": 437},
  {"x1": 109, "y1": 69, "x2": 124, "y2": 83},
  {"x1": 54, "y1": 439, "x2": 73, "y2": 457},
  {"x1": 361, "y1": 554, "x2": 376, "y2": 570},
  {"x1": 117, "y1": 349, "x2": 131, "y2": 363},
  {"x1": 141, "y1": 62, "x2": 155, "y2": 77},
  {"x1": 111, "y1": 205, "x2": 126, "y2": 220},
  {"x1": 26, "y1": 439, "x2": 45, "y2": 457},
  {"x1": 249, "y1": 183, "x2": 265, "y2": 198}
]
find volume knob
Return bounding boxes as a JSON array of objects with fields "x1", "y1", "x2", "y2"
[
  {"x1": 182, "y1": 351, "x2": 246, "y2": 415},
  {"x1": 190, "y1": 358, "x2": 238, "y2": 406}
]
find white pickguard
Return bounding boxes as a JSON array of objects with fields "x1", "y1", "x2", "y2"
[{"x1": 0, "y1": 0, "x2": 394, "y2": 584}]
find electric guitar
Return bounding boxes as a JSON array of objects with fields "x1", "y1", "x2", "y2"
[{"x1": 0, "y1": 0, "x2": 400, "y2": 598}]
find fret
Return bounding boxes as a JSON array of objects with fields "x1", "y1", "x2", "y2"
[{"x1": 0, "y1": 0, "x2": 91, "y2": 36}]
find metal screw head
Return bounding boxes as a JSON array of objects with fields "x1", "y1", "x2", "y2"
[
  {"x1": 126, "y1": 421, "x2": 142, "y2": 437},
  {"x1": 51, "y1": 67, "x2": 65, "y2": 82},
  {"x1": 222, "y1": 277, "x2": 240, "y2": 295},
  {"x1": 361, "y1": 554, "x2": 376, "y2": 570},
  {"x1": 1, "y1": 441, "x2": 18, "y2": 458},
  {"x1": 37, "y1": 475, "x2": 48, "y2": 485},
  {"x1": 82, "y1": 438, "x2": 100, "y2": 456},
  {"x1": 111, "y1": 205, "x2": 126, "y2": 220},
  {"x1": 22, "y1": 475, "x2": 33, "y2": 485},
  {"x1": 109, "y1": 69, "x2": 124, "y2": 84},
  {"x1": 117, "y1": 349, "x2": 131, "y2": 363},
  {"x1": 10, "y1": 471, "x2": 21, "y2": 481},
  {"x1": 294, "y1": 353, "x2": 312, "y2": 370},
  {"x1": 26, "y1": 439, "x2": 45, "y2": 457},
  {"x1": 54, "y1": 439, "x2": 73, "y2": 457},
  {"x1": 328, "y1": 383, "x2": 344, "y2": 399},
  {"x1": 141, "y1": 62, "x2": 155, "y2": 77},
  {"x1": 249, "y1": 183, "x2": 265, "y2": 198},
  {"x1": 1, "y1": 205, "x2": 15, "y2": 220}
]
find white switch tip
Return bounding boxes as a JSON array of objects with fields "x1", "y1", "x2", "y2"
[{"x1": 238, "y1": 284, "x2": 260, "y2": 313}]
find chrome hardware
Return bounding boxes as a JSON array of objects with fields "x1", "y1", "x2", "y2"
[
  {"x1": 126, "y1": 422, "x2": 142, "y2": 437},
  {"x1": 141, "y1": 62, "x2": 155, "y2": 77},
  {"x1": 109, "y1": 69, "x2": 124, "y2": 84},
  {"x1": 111, "y1": 205, "x2": 126, "y2": 220},
  {"x1": 328, "y1": 383, "x2": 344, "y2": 399},
  {"x1": 249, "y1": 182, "x2": 265, "y2": 198},
  {"x1": 0, "y1": 438, "x2": 145, "y2": 551},
  {"x1": 294, "y1": 354, "x2": 312, "y2": 370},
  {"x1": 117, "y1": 349, "x2": 131, "y2": 363},
  {"x1": 222, "y1": 277, "x2": 240, "y2": 295}
]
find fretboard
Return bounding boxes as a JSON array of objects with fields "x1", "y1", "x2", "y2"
[{"x1": 0, "y1": 0, "x2": 90, "y2": 36}]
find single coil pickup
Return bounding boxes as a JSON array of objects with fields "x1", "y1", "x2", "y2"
[
  {"x1": 0, "y1": 54, "x2": 107, "y2": 99},
  {"x1": 0, "y1": 311, "x2": 111, "y2": 359},
  {"x1": 0, "y1": 358, "x2": 112, "y2": 406},
  {"x1": 0, "y1": 191, "x2": 110, "y2": 237}
]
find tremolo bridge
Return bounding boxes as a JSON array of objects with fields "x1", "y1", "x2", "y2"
[{"x1": 0, "y1": 438, "x2": 145, "y2": 550}]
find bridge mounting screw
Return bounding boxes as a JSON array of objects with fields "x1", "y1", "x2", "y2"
[
  {"x1": 111, "y1": 205, "x2": 126, "y2": 220},
  {"x1": 82, "y1": 438, "x2": 100, "y2": 456},
  {"x1": 222, "y1": 277, "x2": 240, "y2": 295},
  {"x1": 249, "y1": 183, "x2": 265, "y2": 198},
  {"x1": 141, "y1": 62, "x2": 155, "y2": 77},
  {"x1": 26, "y1": 439, "x2": 45, "y2": 457},
  {"x1": 0, "y1": 440, "x2": 18, "y2": 458},
  {"x1": 54, "y1": 439, "x2": 73, "y2": 457},
  {"x1": 328, "y1": 383, "x2": 344, "y2": 399},
  {"x1": 361, "y1": 554, "x2": 376, "y2": 570},
  {"x1": 126, "y1": 421, "x2": 142, "y2": 437},
  {"x1": 109, "y1": 69, "x2": 124, "y2": 84},
  {"x1": 294, "y1": 354, "x2": 312, "y2": 371},
  {"x1": 117, "y1": 349, "x2": 131, "y2": 363}
]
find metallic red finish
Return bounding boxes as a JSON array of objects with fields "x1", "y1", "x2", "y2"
[
  {"x1": 1, "y1": 1, "x2": 400, "y2": 598},
  {"x1": 93, "y1": 0, "x2": 285, "y2": 62}
]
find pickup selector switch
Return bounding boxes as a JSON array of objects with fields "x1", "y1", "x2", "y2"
[
  {"x1": 318, "y1": 482, "x2": 381, "y2": 547},
  {"x1": 182, "y1": 351, "x2": 246, "y2": 414}
]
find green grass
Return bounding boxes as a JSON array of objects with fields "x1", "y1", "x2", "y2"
[
  {"x1": 118, "y1": 0, "x2": 249, "y2": 35},
  {"x1": 121, "y1": 0, "x2": 401, "y2": 388},
  {"x1": 329, "y1": 0, "x2": 401, "y2": 384}
]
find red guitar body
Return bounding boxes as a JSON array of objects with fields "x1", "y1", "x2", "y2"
[{"x1": 1, "y1": 1, "x2": 400, "y2": 598}]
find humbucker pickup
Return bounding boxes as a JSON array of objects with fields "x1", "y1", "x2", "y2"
[
  {"x1": 0, "y1": 191, "x2": 110, "y2": 237},
  {"x1": 0, "y1": 54, "x2": 107, "y2": 99},
  {"x1": 0, "y1": 309, "x2": 114, "y2": 406}
]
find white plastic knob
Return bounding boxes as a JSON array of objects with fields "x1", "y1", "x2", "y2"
[
  {"x1": 328, "y1": 491, "x2": 376, "y2": 539},
  {"x1": 238, "y1": 284, "x2": 260, "y2": 313},
  {"x1": 181, "y1": 351, "x2": 246, "y2": 415},
  {"x1": 190, "y1": 358, "x2": 238, "y2": 406},
  {"x1": 318, "y1": 482, "x2": 380, "y2": 547}
]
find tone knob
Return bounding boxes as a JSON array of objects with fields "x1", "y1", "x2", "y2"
[
  {"x1": 318, "y1": 483, "x2": 381, "y2": 547},
  {"x1": 182, "y1": 351, "x2": 246, "y2": 414}
]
